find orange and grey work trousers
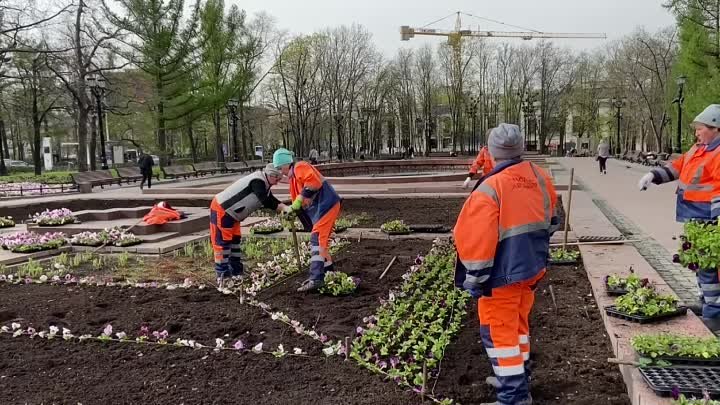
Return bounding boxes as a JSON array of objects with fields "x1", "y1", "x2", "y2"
[
  {"x1": 308, "y1": 202, "x2": 341, "y2": 281},
  {"x1": 478, "y1": 270, "x2": 545, "y2": 405},
  {"x1": 209, "y1": 198, "x2": 243, "y2": 278}
]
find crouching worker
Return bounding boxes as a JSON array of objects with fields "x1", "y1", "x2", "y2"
[
  {"x1": 454, "y1": 124, "x2": 559, "y2": 405},
  {"x1": 210, "y1": 164, "x2": 288, "y2": 283},
  {"x1": 273, "y1": 148, "x2": 341, "y2": 292},
  {"x1": 463, "y1": 142, "x2": 495, "y2": 189}
]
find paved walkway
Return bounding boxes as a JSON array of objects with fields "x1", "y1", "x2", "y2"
[{"x1": 558, "y1": 157, "x2": 698, "y2": 306}]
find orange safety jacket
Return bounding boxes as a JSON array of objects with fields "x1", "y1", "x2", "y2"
[
  {"x1": 454, "y1": 159, "x2": 559, "y2": 294},
  {"x1": 469, "y1": 147, "x2": 495, "y2": 176},
  {"x1": 289, "y1": 161, "x2": 340, "y2": 223},
  {"x1": 651, "y1": 138, "x2": 720, "y2": 222},
  {"x1": 143, "y1": 204, "x2": 181, "y2": 225}
]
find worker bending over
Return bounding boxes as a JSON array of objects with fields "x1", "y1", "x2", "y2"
[
  {"x1": 638, "y1": 104, "x2": 720, "y2": 333},
  {"x1": 454, "y1": 124, "x2": 559, "y2": 405},
  {"x1": 210, "y1": 164, "x2": 289, "y2": 283},
  {"x1": 463, "y1": 143, "x2": 495, "y2": 188},
  {"x1": 273, "y1": 149, "x2": 341, "y2": 292}
]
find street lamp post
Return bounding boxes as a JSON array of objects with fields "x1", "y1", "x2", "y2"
[
  {"x1": 611, "y1": 97, "x2": 626, "y2": 156},
  {"x1": 674, "y1": 75, "x2": 687, "y2": 153},
  {"x1": 226, "y1": 99, "x2": 239, "y2": 161},
  {"x1": 87, "y1": 75, "x2": 108, "y2": 169}
]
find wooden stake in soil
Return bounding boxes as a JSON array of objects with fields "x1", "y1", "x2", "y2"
[
  {"x1": 289, "y1": 220, "x2": 303, "y2": 271},
  {"x1": 562, "y1": 168, "x2": 575, "y2": 250},
  {"x1": 379, "y1": 256, "x2": 397, "y2": 280},
  {"x1": 549, "y1": 285, "x2": 558, "y2": 313}
]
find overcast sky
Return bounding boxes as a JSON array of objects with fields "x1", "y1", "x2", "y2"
[{"x1": 231, "y1": 0, "x2": 676, "y2": 55}]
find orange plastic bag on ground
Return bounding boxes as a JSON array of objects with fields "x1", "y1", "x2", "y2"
[{"x1": 143, "y1": 202, "x2": 182, "y2": 225}]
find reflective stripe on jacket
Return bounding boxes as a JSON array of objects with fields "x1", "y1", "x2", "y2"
[
  {"x1": 289, "y1": 161, "x2": 341, "y2": 223},
  {"x1": 469, "y1": 147, "x2": 495, "y2": 175},
  {"x1": 454, "y1": 159, "x2": 559, "y2": 291},
  {"x1": 651, "y1": 138, "x2": 720, "y2": 222}
]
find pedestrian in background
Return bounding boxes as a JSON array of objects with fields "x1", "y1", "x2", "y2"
[
  {"x1": 597, "y1": 139, "x2": 610, "y2": 175},
  {"x1": 138, "y1": 152, "x2": 154, "y2": 190},
  {"x1": 638, "y1": 104, "x2": 720, "y2": 333}
]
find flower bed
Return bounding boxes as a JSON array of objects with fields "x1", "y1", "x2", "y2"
[
  {"x1": 0, "y1": 231, "x2": 67, "y2": 253},
  {"x1": 70, "y1": 227, "x2": 142, "y2": 247},
  {"x1": 32, "y1": 208, "x2": 77, "y2": 226},
  {"x1": 0, "y1": 216, "x2": 15, "y2": 228},
  {"x1": 0, "y1": 181, "x2": 72, "y2": 197},
  {"x1": 380, "y1": 219, "x2": 411, "y2": 235},
  {"x1": 250, "y1": 219, "x2": 284, "y2": 235},
  {"x1": 351, "y1": 241, "x2": 470, "y2": 390}
]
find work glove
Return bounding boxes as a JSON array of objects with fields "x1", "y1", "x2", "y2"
[
  {"x1": 638, "y1": 173, "x2": 654, "y2": 191},
  {"x1": 290, "y1": 196, "x2": 303, "y2": 211},
  {"x1": 462, "y1": 280, "x2": 482, "y2": 299},
  {"x1": 462, "y1": 177, "x2": 472, "y2": 189}
]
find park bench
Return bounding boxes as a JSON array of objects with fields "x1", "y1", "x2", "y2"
[
  {"x1": 71, "y1": 170, "x2": 119, "y2": 193},
  {"x1": 193, "y1": 161, "x2": 225, "y2": 176},
  {"x1": 378, "y1": 153, "x2": 405, "y2": 160},
  {"x1": 162, "y1": 165, "x2": 197, "y2": 179},
  {"x1": 244, "y1": 160, "x2": 265, "y2": 171},
  {"x1": 225, "y1": 161, "x2": 250, "y2": 173},
  {"x1": 116, "y1": 167, "x2": 159, "y2": 184}
]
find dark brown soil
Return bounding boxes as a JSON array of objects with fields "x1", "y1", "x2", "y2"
[
  {"x1": 342, "y1": 198, "x2": 465, "y2": 227},
  {"x1": 0, "y1": 284, "x2": 315, "y2": 352},
  {"x1": 0, "y1": 338, "x2": 420, "y2": 405},
  {"x1": 258, "y1": 238, "x2": 434, "y2": 338},
  {"x1": 432, "y1": 264, "x2": 629, "y2": 405}
]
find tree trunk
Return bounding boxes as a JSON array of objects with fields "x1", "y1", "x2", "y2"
[
  {"x1": 213, "y1": 109, "x2": 223, "y2": 163},
  {"x1": 32, "y1": 90, "x2": 41, "y2": 175},
  {"x1": 1, "y1": 120, "x2": 8, "y2": 159},
  {"x1": 186, "y1": 120, "x2": 198, "y2": 163},
  {"x1": 156, "y1": 72, "x2": 167, "y2": 166},
  {"x1": 239, "y1": 105, "x2": 247, "y2": 160},
  {"x1": 90, "y1": 112, "x2": 97, "y2": 171},
  {"x1": 77, "y1": 107, "x2": 89, "y2": 171},
  {"x1": 0, "y1": 120, "x2": 7, "y2": 176}
]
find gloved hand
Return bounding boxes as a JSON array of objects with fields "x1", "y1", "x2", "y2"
[
  {"x1": 290, "y1": 196, "x2": 303, "y2": 211},
  {"x1": 277, "y1": 203, "x2": 293, "y2": 216},
  {"x1": 638, "y1": 173, "x2": 654, "y2": 191},
  {"x1": 462, "y1": 177, "x2": 472, "y2": 189}
]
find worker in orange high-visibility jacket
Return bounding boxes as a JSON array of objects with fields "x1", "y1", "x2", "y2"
[
  {"x1": 273, "y1": 149, "x2": 342, "y2": 292},
  {"x1": 454, "y1": 123, "x2": 559, "y2": 405},
  {"x1": 638, "y1": 104, "x2": 720, "y2": 333},
  {"x1": 463, "y1": 144, "x2": 495, "y2": 188}
]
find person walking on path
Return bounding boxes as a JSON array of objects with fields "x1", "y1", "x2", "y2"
[
  {"x1": 463, "y1": 143, "x2": 495, "y2": 189},
  {"x1": 138, "y1": 152, "x2": 154, "y2": 189},
  {"x1": 273, "y1": 148, "x2": 342, "y2": 292},
  {"x1": 638, "y1": 104, "x2": 720, "y2": 333},
  {"x1": 454, "y1": 123, "x2": 560, "y2": 405},
  {"x1": 210, "y1": 164, "x2": 289, "y2": 283},
  {"x1": 597, "y1": 140, "x2": 610, "y2": 174}
]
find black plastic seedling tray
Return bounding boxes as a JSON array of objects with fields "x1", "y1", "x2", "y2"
[
  {"x1": 604, "y1": 305, "x2": 688, "y2": 324},
  {"x1": 640, "y1": 366, "x2": 720, "y2": 398},
  {"x1": 605, "y1": 283, "x2": 629, "y2": 296},
  {"x1": 409, "y1": 224, "x2": 451, "y2": 233},
  {"x1": 548, "y1": 258, "x2": 580, "y2": 265},
  {"x1": 381, "y1": 230, "x2": 412, "y2": 236},
  {"x1": 251, "y1": 228, "x2": 283, "y2": 235},
  {"x1": 653, "y1": 356, "x2": 720, "y2": 366}
]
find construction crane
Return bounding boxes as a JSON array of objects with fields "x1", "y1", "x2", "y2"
[{"x1": 401, "y1": 11, "x2": 607, "y2": 45}]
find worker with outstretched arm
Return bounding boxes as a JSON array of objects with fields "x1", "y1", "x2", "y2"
[
  {"x1": 463, "y1": 141, "x2": 495, "y2": 189},
  {"x1": 273, "y1": 148, "x2": 341, "y2": 292},
  {"x1": 210, "y1": 164, "x2": 289, "y2": 283},
  {"x1": 454, "y1": 124, "x2": 559, "y2": 405},
  {"x1": 638, "y1": 104, "x2": 720, "y2": 333}
]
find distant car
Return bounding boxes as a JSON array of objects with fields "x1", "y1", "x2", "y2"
[
  {"x1": 6, "y1": 160, "x2": 30, "y2": 167},
  {"x1": 151, "y1": 155, "x2": 160, "y2": 166}
]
